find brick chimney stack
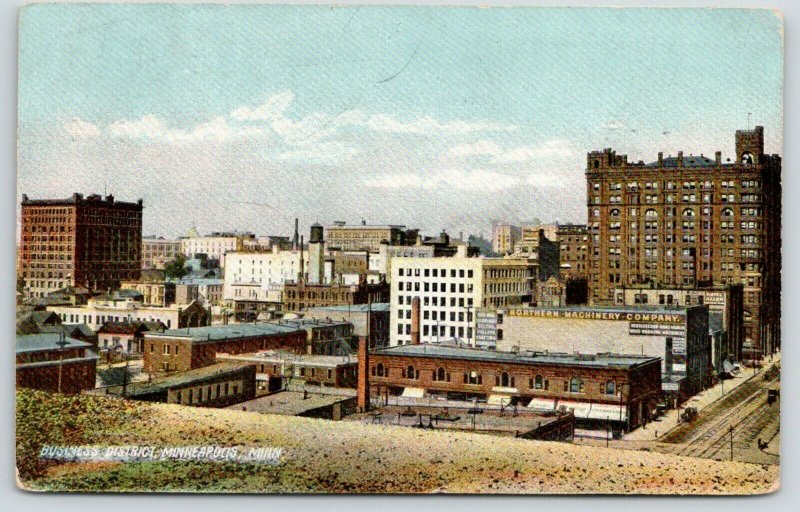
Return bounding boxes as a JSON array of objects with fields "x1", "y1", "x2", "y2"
[
  {"x1": 356, "y1": 335, "x2": 370, "y2": 412},
  {"x1": 411, "y1": 297, "x2": 421, "y2": 345}
]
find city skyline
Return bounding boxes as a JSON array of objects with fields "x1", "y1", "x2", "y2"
[{"x1": 17, "y1": 5, "x2": 783, "y2": 239}]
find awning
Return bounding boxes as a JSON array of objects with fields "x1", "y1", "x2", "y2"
[
  {"x1": 487, "y1": 394, "x2": 514, "y2": 406},
  {"x1": 586, "y1": 403, "x2": 628, "y2": 421},
  {"x1": 527, "y1": 398, "x2": 557, "y2": 412},
  {"x1": 401, "y1": 387, "x2": 425, "y2": 398},
  {"x1": 557, "y1": 400, "x2": 593, "y2": 418}
]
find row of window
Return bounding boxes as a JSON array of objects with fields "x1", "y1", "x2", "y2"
[
  {"x1": 372, "y1": 364, "x2": 619, "y2": 395},
  {"x1": 399, "y1": 268, "x2": 475, "y2": 278},
  {"x1": 593, "y1": 180, "x2": 761, "y2": 191}
]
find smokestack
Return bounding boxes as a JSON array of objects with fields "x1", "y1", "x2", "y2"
[
  {"x1": 293, "y1": 218, "x2": 299, "y2": 250},
  {"x1": 299, "y1": 235, "x2": 305, "y2": 282},
  {"x1": 411, "y1": 297, "x2": 421, "y2": 345},
  {"x1": 356, "y1": 335, "x2": 370, "y2": 412}
]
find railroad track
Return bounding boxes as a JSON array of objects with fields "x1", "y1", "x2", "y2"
[{"x1": 675, "y1": 380, "x2": 780, "y2": 460}]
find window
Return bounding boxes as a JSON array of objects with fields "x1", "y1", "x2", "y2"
[
  {"x1": 569, "y1": 377, "x2": 583, "y2": 393},
  {"x1": 604, "y1": 381, "x2": 616, "y2": 395},
  {"x1": 534, "y1": 374, "x2": 543, "y2": 390}
]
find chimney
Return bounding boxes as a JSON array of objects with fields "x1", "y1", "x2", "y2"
[
  {"x1": 665, "y1": 337, "x2": 674, "y2": 375},
  {"x1": 356, "y1": 335, "x2": 370, "y2": 412},
  {"x1": 657, "y1": 152, "x2": 663, "y2": 167},
  {"x1": 293, "y1": 218, "x2": 299, "y2": 250},
  {"x1": 715, "y1": 151, "x2": 722, "y2": 165},
  {"x1": 677, "y1": 151, "x2": 684, "y2": 167},
  {"x1": 456, "y1": 244, "x2": 467, "y2": 258},
  {"x1": 411, "y1": 297, "x2": 421, "y2": 345}
]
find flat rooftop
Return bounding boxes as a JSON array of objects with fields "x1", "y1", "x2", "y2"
[
  {"x1": 218, "y1": 351, "x2": 355, "y2": 367},
  {"x1": 305, "y1": 303, "x2": 390, "y2": 313},
  {"x1": 16, "y1": 334, "x2": 92, "y2": 354},
  {"x1": 227, "y1": 391, "x2": 350, "y2": 416},
  {"x1": 125, "y1": 362, "x2": 253, "y2": 396},
  {"x1": 374, "y1": 344, "x2": 660, "y2": 370},
  {"x1": 143, "y1": 322, "x2": 302, "y2": 342}
]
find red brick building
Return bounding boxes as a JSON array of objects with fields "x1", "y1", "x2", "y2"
[
  {"x1": 19, "y1": 193, "x2": 143, "y2": 299},
  {"x1": 585, "y1": 127, "x2": 781, "y2": 356},
  {"x1": 365, "y1": 344, "x2": 662, "y2": 430},
  {"x1": 16, "y1": 333, "x2": 98, "y2": 394},
  {"x1": 142, "y1": 323, "x2": 308, "y2": 374}
]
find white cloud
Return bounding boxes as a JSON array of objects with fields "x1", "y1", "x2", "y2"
[
  {"x1": 449, "y1": 140, "x2": 503, "y2": 158},
  {"x1": 276, "y1": 141, "x2": 358, "y2": 164},
  {"x1": 363, "y1": 115, "x2": 517, "y2": 135},
  {"x1": 605, "y1": 119, "x2": 626, "y2": 130},
  {"x1": 364, "y1": 168, "x2": 521, "y2": 191},
  {"x1": 109, "y1": 114, "x2": 168, "y2": 139},
  {"x1": 230, "y1": 90, "x2": 295, "y2": 121},
  {"x1": 449, "y1": 138, "x2": 573, "y2": 164},
  {"x1": 63, "y1": 118, "x2": 100, "y2": 138}
]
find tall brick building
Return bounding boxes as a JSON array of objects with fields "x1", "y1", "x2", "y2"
[
  {"x1": 585, "y1": 127, "x2": 781, "y2": 355},
  {"x1": 19, "y1": 193, "x2": 143, "y2": 298}
]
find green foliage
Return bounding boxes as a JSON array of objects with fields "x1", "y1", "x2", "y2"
[
  {"x1": 164, "y1": 255, "x2": 189, "y2": 279},
  {"x1": 16, "y1": 389, "x2": 145, "y2": 483}
]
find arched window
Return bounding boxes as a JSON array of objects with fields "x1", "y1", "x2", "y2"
[
  {"x1": 682, "y1": 208, "x2": 695, "y2": 217},
  {"x1": 605, "y1": 380, "x2": 616, "y2": 395},
  {"x1": 406, "y1": 365, "x2": 417, "y2": 380},
  {"x1": 569, "y1": 377, "x2": 583, "y2": 393},
  {"x1": 500, "y1": 372, "x2": 511, "y2": 387},
  {"x1": 376, "y1": 363, "x2": 385, "y2": 377},
  {"x1": 593, "y1": 209, "x2": 600, "y2": 218},
  {"x1": 436, "y1": 367, "x2": 446, "y2": 382},
  {"x1": 645, "y1": 209, "x2": 658, "y2": 218},
  {"x1": 610, "y1": 208, "x2": 620, "y2": 217},
  {"x1": 534, "y1": 374, "x2": 543, "y2": 390},
  {"x1": 722, "y1": 208, "x2": 734, "y2": 217}
]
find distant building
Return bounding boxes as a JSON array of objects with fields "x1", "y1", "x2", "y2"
[
  {"x1": 141, "y1": 236, "x2": 181, "y2": 270},
  {"x1": 491, "y1": 224, "x2": 521, "y2": 255},
  {"x1": 515, "y1": 223, "x2": 559, "y2": 253},
  {"x1": 612, "y1": 284, "x2": 745, "y2": 368},
  {"x1": 120, "y1": 280, "x2": 176, "y2": 307},
  {"x1": 325, "y1": 221, "x2": 416, "y2": 252},
  {"x1": 16, "y1": 333, "x2": 98, "y2": 394},
  {"x1": 557, "y1": 224, "x2": 590, "y2": 279},
  {"x1": 48, "y1": 294, "x2": 210, "y2": 331},
  {"x1": 302, "y1": 303, "x2": 390, "y2": 349},
  {"x1": 18, "y1": 193, "x2": 143, "y2": 298},
  {"x1": 217, "y1": 351, "x2": 358, "y2": 392},
  {"x1": 97, "y1": 320, "x2": 167, "y2": 354},
  {"x1": 282, "y1": 279, "x2": 390, "y2": 314},
  {"x1": 180, "y1": 231, "x2": 255, "y2": 267},
  {"x1": 174, "y1": 278, "x2": 224, "y2": 306}
]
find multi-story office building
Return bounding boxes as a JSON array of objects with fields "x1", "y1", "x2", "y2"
[
  {"x1": 557, "y1": 224, "x2": 590, "y2": 279},
  {"x1": 389, "y1": 249, "x2": 537, "y2": 347},
  {"x1": 141, "y1": 236, "x2": 181, "y2": 270},
  {"x1": 325, "y1": 221, "x2": 416, "y2": 252},
  {"x1": 491, "y1": 224, "x2": 521, "y2": 255},
  {"x1": 585, "y1": 126, "x2": 781, "y2": 355},
  {"x1": 18, "y1": 193, "x2": 143, "y2": 298},
  {"x1": 223, "y1": 247, "x2": 308, "y2": 303},
  {"x1": 515, "y1": 224, "x2": 559, "y2": 253}
]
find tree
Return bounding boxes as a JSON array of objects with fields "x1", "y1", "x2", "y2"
[{"x1": 164, "y1": 254, "x2": 189, "y2": 279}]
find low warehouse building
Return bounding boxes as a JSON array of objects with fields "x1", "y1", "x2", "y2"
[
  {"x1": 16, "y1": 333, "x2": 98, "y2": 394},
  {"x1": 217, "y1": 351, "x2": 357, "y2": 393},
  {"x1": 366, "y1": 344, "x2": 662, "y2": 431},
  {"x1": 142, "y1": 323, "x2": 308, "y2": 374},
  {"x1": 123, "y1": 362, "x2": 256, "y2": 407}
]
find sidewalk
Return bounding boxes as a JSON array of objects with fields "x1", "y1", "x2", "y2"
[{"x1": 622, "y1": 353, "x2": 780, "y2": 442}]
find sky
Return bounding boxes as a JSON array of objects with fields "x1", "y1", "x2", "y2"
[{"x1": 17, "y1": 5, "x2": 783, "y2": 240}]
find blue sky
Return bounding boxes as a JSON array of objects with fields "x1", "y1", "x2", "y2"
[{"x1": 17, "y1": 5, "x2": 783, "y2": 239}]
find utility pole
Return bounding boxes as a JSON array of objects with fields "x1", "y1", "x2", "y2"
[{"x1": 730, "y1": 425, "x2": 734, "y2": 461}]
